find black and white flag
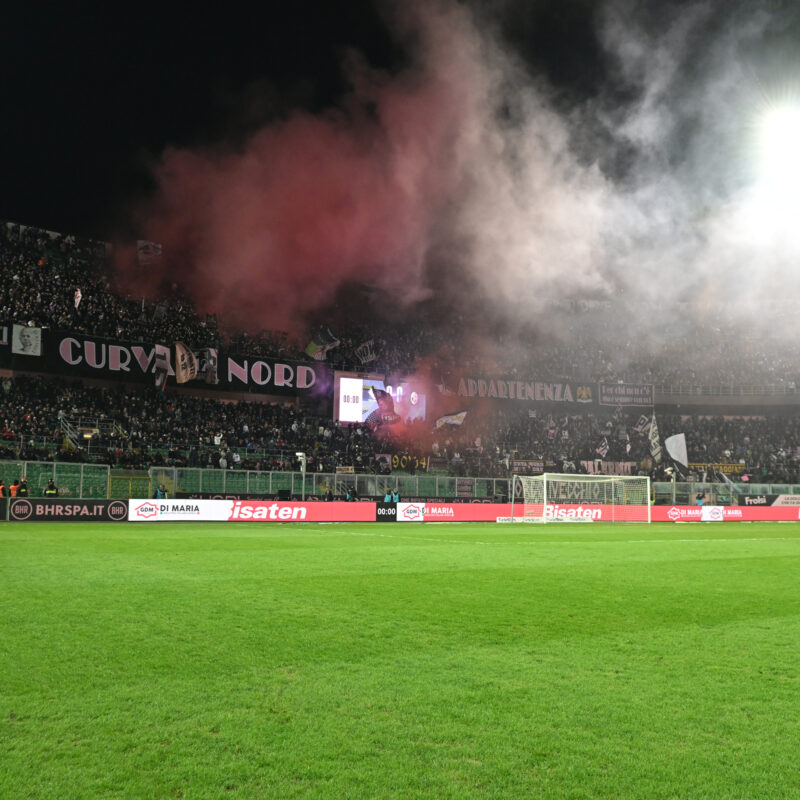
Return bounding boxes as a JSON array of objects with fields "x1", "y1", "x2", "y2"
[{"x1": 649, "y1": 413, "x2": 663, "y2": 463}]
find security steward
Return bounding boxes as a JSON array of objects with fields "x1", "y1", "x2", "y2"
[
  {"x1": 0, "y1": 478, "x2": 7, "y2": 497},
  {"x1": 44, "y1": 479, "x2": 58, "y2": 497},
  {"x1": 17, "y1": 477, "x2": 29, "y2": 497},
  {"x1": 9, "y1": 479, "x2": 19, "y2": 497}
]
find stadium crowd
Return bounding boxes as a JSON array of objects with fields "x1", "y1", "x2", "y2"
[
  {"x1": 3, "y1": 218, "x2": 800, "y2": 486},
  {"x1": 1, "y1": 373, "x2": 800, "y2": 484},
  {"x1": 4, "y1": 220, "x2": 800, "y2": 389}
]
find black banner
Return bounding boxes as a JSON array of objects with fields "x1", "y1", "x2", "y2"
[
  {"x1": 0, "y1": 326, "x2": 331, "y2": 397},
  {"x1": 598, "y1": 383, "x2": 654, "y2": 407},
  {"x1": 451, "y1": 376, "x2": 594, "y2": 404},
  {"x1": 737, "y1": 494, "x2": 775, "y2": 506},
  {"x1": 735, "y1": 494, "x2": 800, "y2": 506},
  {"x1": 375, "y1": 502, "x2": 397, "y2": 521},
  {"x1": 9, "y1": 498, "x2": 129, "y2": 522},
  {"x1": 176, "y1": 491, "x2": 501, "y2": 503}
]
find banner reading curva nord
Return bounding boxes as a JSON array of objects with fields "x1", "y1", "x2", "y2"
[{"x1": 0, "y1": 327, "x2": 331, "y2": 396}]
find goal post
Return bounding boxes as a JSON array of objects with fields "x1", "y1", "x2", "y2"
[{"x1": 510, "y1": 473, "x2": 651, "y2": 523}]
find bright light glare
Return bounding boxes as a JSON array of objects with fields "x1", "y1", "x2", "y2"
[
  {"x1": 746, "y1": 104, "x2": 800, "y2": 245},
  {"x1": 758, "y1": 105, "x2": 800, "y2": 187}
]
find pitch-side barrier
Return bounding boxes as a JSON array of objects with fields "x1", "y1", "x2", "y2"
[{"x1": 4, "y1": 499, "x2": 800, "y2": 522}]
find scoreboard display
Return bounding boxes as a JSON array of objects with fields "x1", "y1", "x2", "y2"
[{"x1": 334, "y1": 371, "x2": 427, "y2": 425}]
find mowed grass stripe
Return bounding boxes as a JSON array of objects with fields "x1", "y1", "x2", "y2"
[{"x1": 2, "y1": 522, "x2": 799, "y2": 799}]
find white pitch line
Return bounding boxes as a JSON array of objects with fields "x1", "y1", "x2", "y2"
[{"x1": 305, "y1": 529, "x2": 797, "y2": 546}]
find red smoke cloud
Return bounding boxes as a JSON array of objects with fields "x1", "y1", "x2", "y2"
[{"x1": 124, "y1": 3, "x2": 487, "y2": 333}]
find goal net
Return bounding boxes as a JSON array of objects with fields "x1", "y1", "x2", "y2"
[{"x1": 510, "y1": 473, "x2": 651, "y2": 523}]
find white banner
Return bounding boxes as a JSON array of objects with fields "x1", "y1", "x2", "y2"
[
  {"x1": 701, "y1": 506, "x2": 724, "y2": 522},
  {"x1": 129, "y1": 499, "x2": 230, "y2": 521},
  {"x1": 665, "y1": 433, "x2": 688, "y2": 468},
  {"x1": 174, "y1": 342, "x2": 198, "y2": 383},
  {"x1": 397, "y1": 502, "x2": 426, "y2": 522},
  {"x1": 434, "y1": 411, "x2": 467, "y2": 429}
]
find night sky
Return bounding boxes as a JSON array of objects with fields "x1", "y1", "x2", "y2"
[{"x1": 1, "y1": 0, "x2": 608, "y2": 239}]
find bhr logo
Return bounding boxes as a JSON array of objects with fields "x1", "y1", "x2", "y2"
[
  {"x1": 11, "y1": 499, "x2": 33, "y2": 520},
  {"x1": 108, "y1": 501, "x2": 128, "y2": 520}
]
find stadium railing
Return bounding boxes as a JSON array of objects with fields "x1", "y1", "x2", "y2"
[
  {"x1": 146, "y1": 467, "x2": 510, "y2": 501},
  {"x1": 652, "y1": 480, "x2": 800, "y2": 505},
  {"x1": 137, "y1": 469, "x2": 800, "y2": 505},
  {"x1": 0, "y1": 462, "x2": 109, "y2": 497},
  {"x1": 654, "y1": 383, "x2": 798, "y2": 397}
]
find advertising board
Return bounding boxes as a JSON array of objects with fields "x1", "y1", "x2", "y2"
[
  {"x1": 9, "y1": 498, "x2": 128, "y2": 522},
  {"x1": 127, "y1": 499, "x2": 376, "y2": 522},
  {"x1": 652, "y1": 505, "x2": 800, "y2": 522}
]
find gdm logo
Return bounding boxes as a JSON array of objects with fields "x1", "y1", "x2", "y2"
[
  {"x1": 401, "y1": 504, "x2": 424, "y2": 520},
  {"x1": 11, "y1": 499, "x2": 33, "y2": 520},
  {"x1": 667, "y1": 507, "x2": 681, "y2": 521},
  {"x1": 134, "y1": 502, "x2": 158, "y2": 519}
]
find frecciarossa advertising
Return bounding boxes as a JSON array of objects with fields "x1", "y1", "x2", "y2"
[{"x1": 1, "y1": 328, "x2": 329, "y2": 396}]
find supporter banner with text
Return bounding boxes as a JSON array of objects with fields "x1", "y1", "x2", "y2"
[
  {"x1": 598, "y1": 383, "x2": 654, "y2": 407},
  {"x1": 689, "y1": 463, "x2": 746, "y2": 475},
  {"x1": 0, "y1": 327, "x2": 330, "y2": 397},
  {"x1": 580, "y1": 460, "x2": 638, "y2": 475},
  {"x1": 510, "y1": 459, "x2": 546, "y2": 474},
  {"x1": 450, "y1": 377, "x2": 595, "y2": 404}
]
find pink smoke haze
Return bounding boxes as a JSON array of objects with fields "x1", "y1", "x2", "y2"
[
  {"x1": 121, "y1": 0, "x2": 798, "y2": 363},
  {"x1": 127, "y1": 3, "x2": 490, "y2": 333}
]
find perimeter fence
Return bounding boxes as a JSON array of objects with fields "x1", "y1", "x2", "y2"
[{"x1": 0, "y1": 462, "x2": 109, "y2": 498}]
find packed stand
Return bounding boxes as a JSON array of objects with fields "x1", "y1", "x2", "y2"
[{"x1": 1, "y1": 375, "x2": 799, "y2": 484}]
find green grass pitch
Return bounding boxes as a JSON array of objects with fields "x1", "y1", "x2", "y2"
[{"x1": 2, "y1": 521, "x2": 800, "y2": 799}]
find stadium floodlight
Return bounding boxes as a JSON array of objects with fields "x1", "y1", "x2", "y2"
[
  {"x1": 754, "y1": 105, "x2": 800, "y2": 219},
  {"x1": 758, "y1": 105, "x2": 800, "y2": 187},
  {"x1": 742, "y1": 102, "x2": 800, "y2": 246}
]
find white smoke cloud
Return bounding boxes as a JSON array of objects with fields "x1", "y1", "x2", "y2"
[{"x1": 417, "y1": 0, "x2": 800, "y2": 369}]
